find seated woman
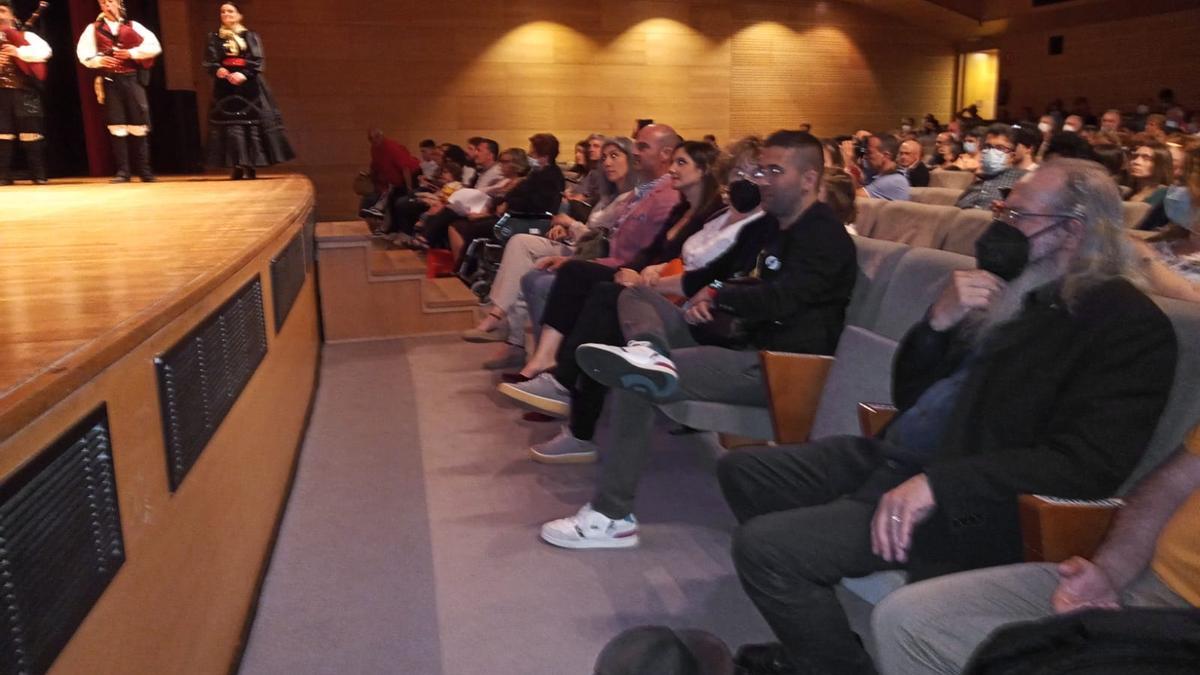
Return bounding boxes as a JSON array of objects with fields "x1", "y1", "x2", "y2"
[
  {"x1": 1133, "y1": 147, "x2": 1200, "y2": 303},
  {"x1": 497, "y1": 140, "x2": 776, "y2": 461},
  {"x1": 508, "y1": 141, "x2": 724, "y2": 382},
  {"x1": 1128, "y1": 141, "x2": 1173, "y2": 207},
  {"x1": 483, "y1": 147, "x2": 530, "y2": 200},
  {"x1": 461, "y1": 137, "x2": 636, "y2": 353},
  {"x1": 950, "y1": 127, "x2": 982, "y2": 172}
]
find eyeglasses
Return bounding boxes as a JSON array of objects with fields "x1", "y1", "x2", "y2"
[
  {"x1": 750, "y1": 165, "x2": 786, "y2": 182},
  {"x1": 982, "y1": 143, "x2": 1014, "y2": 153},
  {"x1": 991, "y1": 205, "x2": 1077, "y2": 227}
]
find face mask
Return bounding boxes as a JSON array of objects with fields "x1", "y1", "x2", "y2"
[
  {"x1": 980, "y1": 148, "x2": 1009, "y2": 175},
  {"x1": 1062, "y1": 124, "x2": 1078, "y2": 133},
  {"x1": 1165, "y1": 186, "x2": 1196, "y2": 231},
  {"x1": 1165, "y1": 120, "x2": 1180, "y2": 130},
  {"x1": 528, "y1": 157, "x2": 542, "y2": 168},
  {"x1": 1137, "y1": 105, "x2": 1150, "y2": 115},
  {"x1": 900, "y1": 124, "x2": 912, "y2": 133},
  {"x1": 975, "y1": 219, "x2": 1067, "y2": 281},
  {"x1": 1037, "y1": 122, "x2": 1052, "y2": 134},
  {"x1": 963, "y1": 141, "x2": 978, "y2": 154},
  {"x1": 727, "y1": 179, "x2": 761, "y2": 213}
]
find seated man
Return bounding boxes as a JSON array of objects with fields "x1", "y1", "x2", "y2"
[
  {"x1": 716, "y1": 159, "x2": 1176, "y2": 674},
  {"x1": 857, "y1": 134, "x2": 911, "y2": 201},
  {"x1": 897, "y1": 139, "x2": 929, "y2": 188},
  {"x1": 873, "y1": 423, "x2": 1200, "y2": 675},
  {"x1": 539, "y1": 130, "x2": 858, "y2": 549},
  {"x1": 955, "y1": 123, "x2": 1027, "y2": 209}
]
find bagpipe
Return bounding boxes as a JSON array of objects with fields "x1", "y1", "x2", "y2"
[{"x1": 0, "y1": 1, "x2": 49, "y2": 82}]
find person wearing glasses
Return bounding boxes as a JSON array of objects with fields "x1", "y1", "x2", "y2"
[
  {"x1": 954, "y1": 124, "x2": 1028, "y2": 210},
  {"x1": 713, "y1": 159, "x2": 1176, "y2": 674},
  {"x1": 537, "y1": 130, "x2": 857, "y2": 550}
]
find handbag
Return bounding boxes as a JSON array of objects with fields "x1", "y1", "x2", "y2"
[
  {"x1": 687, "y1": 277, "x2": 760, "y2": 348},
  {"x1": 572, "y1": 229, "x2": 609, "y2": 260},
  {"x1": 352, "y1": 171, "x2": 374, "y2": 196}
]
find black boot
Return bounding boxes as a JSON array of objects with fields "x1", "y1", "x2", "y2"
[
  {"x1": 25, "y1": 140, "x2": 48, "y2": 185},
  {"x1": 245, "y1": 165, "x2": 257, "y2": 180},
  {"x1": 230, "y1": 165, "x2": 245, "y2": 180},
  {"x1": 110, "y1": 135, "x2": 131, "y2": 183},
  {"x1": 132, "y1": 135, "x2": 155, "y2": 182},
  {"x1": 0, "y1": 139, "x2": 13, "y2": 185}
]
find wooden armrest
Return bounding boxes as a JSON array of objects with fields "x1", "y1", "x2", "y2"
[
  {"x1": 760, "y1": 352, "x2": 835, "y2": 445},
  {"x1": 1018, "y1": 494, "x2": 1123, "y2": 563},
  {"x1": 857, "y1": 402, "x2": 898, "y2": 437}
]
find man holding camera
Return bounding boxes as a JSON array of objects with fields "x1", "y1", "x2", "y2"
[{"x1": 857, "y1": 133, "x2": 911, "y2": 201}]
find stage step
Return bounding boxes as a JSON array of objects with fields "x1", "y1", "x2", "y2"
[
  {"x1": 422, "y1": 277, "x2": 478, "y2": 311},
  {"x1": 315, "y1": 221, "x2": 475, "y2": 342},
  {"x1": 369, "y1": 248, "x2": 425, "y2": 279}
]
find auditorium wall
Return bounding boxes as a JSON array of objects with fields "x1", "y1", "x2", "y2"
[
  {"x1": 181, "y1": 0, "x2": 956, "y2": 219},
  {"x1": 992, "y1": 6, "x2": 1200, "y2": 117}
]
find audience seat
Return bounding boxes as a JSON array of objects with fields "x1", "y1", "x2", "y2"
[
  {"x1": 928, "y1": 169, "x2": 975, "y2": 191},
  {"x1": 909, "y1": 187, "x2": 962, "y2": 207},
  {"x1": 940, "y1": 208, "x2": 992, "y2": 256},
  {"x1": 866, "y1": 202, "x2": 959, "y2": 251}
]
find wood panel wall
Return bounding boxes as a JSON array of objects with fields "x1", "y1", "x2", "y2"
[
  {"x1": 181, "y1": 0, "x2": 955, "y2": 220},
  {"x1": 994, "y1": 6, "x2": 1200, "y2": 118}
]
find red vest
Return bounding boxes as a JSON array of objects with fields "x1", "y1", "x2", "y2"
[{"x1": 93, "y1": 18, "x2": 146, "y2": 75}]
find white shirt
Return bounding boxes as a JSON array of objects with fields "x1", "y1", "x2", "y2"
[
  {"x1": 9, "y1": 31, "x2": 52, "y2": 62},
  {"x1": 472, "y1": 163, "x2": 505, "y2": 192},
  {"x1": 76, "y1": 19, "x2": 162, "y2": 68}
]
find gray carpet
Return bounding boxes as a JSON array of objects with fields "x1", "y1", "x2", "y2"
[{"x1": 240, "y1": 336, "x2": 870, "y2": 674}]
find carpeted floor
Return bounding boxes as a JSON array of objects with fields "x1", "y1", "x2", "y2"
[{"x1": 239, "y1": 336, "x2": 870, "y2": 674}]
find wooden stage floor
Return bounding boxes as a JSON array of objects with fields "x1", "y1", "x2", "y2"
[{"x1": 0, "y1": 174, "x2": 315, "y2": 441}]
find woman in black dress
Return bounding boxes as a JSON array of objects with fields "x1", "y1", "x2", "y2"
[{"x1": 203, "y1": 2, "x2": 294, "y2": 179}]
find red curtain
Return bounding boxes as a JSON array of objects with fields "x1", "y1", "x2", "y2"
[{"x1": 67, "y1": 0, "x2": 112, "y2": 176}]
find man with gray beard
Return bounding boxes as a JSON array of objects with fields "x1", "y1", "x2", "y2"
[{"x1": 718, "y1": 159, "x2": 1178, "y2": 674}]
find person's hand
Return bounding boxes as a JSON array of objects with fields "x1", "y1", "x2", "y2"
[
  {"x1": 640, "y1": 264, "x2": 664, "y2": 287},
  {"x1": 683, "y1": 289, "x2": 715, "y2": 325},
  {"x1": 113, "y1": 48, "x2": 132, "y2": 60},
  {"x1": 534, "y1": 256, "x2": 568, "y2": 272},
  {"x1": 228, "y1": 72, "x2": 248, "y2": 85},
  {"x1": 215, "y1": 67, "x2": 230, "y2": 79},
  {"x1": 614, "y1": 268, "x2": 640, "y2": 287},
  {"x1": 1052, "y1": 557, "x2": 1121, "y2": 614},
  {"x1": 0, "y1": 45, "x2": 18, "y2": 58},
  {"x1": 550, "y1": 213, "x2": 575, "y2": 228},
  {"x1": 99, "y1": 56, "x2": 122, "y2": 69},
  {"x1": 871, "y1": 474, "x2": 936, "y2": 563},
  {"x1": 928, "y1": 270, "x2": 1005, "y2": 332},
  {"x1": 547, "y1": 224, "x2": 568, "y2": 241}
]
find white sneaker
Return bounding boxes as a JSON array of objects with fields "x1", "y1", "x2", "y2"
[
  {"x1": 575, "y1": 340, "x2": 679, "y2": 398},
  {"x1": 540, "y1": 504, "x2": 639, "y2": 549}
]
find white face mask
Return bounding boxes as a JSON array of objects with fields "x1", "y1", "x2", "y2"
[
  {"x1": 1062, "y1": 124, "x2": 1079, "y2": 133},
  {"x1": 1037, "y1": 122, "x2": 1052, "y2": 134},
  {"x1": 963, "y1": 141, "x2": 979, "y2": 154},
  {"x1": 1137, "y1": 105, "x2": 1150, "y2": 115},
  {"x1": 900, "y1": 125, "x2": 912, "y2": 133},
  {"x1": 980, "y1": 147, "x2": 1009, "y2": 174}
]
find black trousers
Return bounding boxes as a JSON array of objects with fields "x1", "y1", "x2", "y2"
[
  {"x1": 554, "y1": 282, "x2": 626, "y2": 440},
  {"x1": 0, "y1": 87, "x2": 43, "y2": 135},
  {"x1": 388, "y1": 195, "x2": 429, "y2": 235},
  {"x1": 541, "y1": 260, "x2": 618, "y2": 334},
  {"x1": 102, "y1": 73, "x2": 150, "y2": 128},
  {"x1": 717, "y1": 436, "x2": 901, "y2": 675}
]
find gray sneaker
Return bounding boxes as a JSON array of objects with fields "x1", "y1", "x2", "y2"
[
  {"x1": 530, "y1": 426, "x2": 598, "y2": 464},
  {"x1": 498, "y1": 372, "x2": 569, "y2": 417}
]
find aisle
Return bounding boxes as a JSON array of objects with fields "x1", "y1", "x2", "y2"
[{"x1": 239, "y1": 336, "x2": 775, "y2": 674}]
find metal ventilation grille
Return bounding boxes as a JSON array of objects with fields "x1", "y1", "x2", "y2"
[
  {"x1": 156, "y1": 277, "x2": 268, "y2": 491},
  {"x1": 0, "y1": 406, "x2": 125, "y2": 675},
  {"x1": 270, "y1": 233, "x2": 306, "y2": 333}
]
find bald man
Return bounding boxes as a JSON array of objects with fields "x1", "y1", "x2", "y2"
[{"x1": 897, "y1": 138, "x2": 930, "y2": 187}]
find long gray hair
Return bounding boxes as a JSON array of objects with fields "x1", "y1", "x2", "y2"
[{"x1": 1043, "y1": 158, "x2": 1147, "y2": 306}]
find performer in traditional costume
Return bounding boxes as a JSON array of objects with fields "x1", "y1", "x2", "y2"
[
  {"x1": 203, "y1": 2, "x2": 294, "y2": 180},
  {"x1": 0, "y1": 0, "x2": 51, "y2": 185},
  {"x1": 76, "y1": 0, "x2": 161, "y2": 182}
]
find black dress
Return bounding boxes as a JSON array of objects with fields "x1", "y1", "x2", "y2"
[{"x1": 203, "y1": 29, "x2": 295, "y2": 168}]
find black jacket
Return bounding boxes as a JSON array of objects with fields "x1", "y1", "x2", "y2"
[
  {"x1": 712, "y1": 201, "x2": 856, "y2": 354},
  {"x1": 504, "y1": 164, "x2": 565, "y2": 214},
  {"x1": 904, "y1": 161, "x2": 930, "y2": 188},
  {"x1": 889, "y1": 278, "x2": 1177, "y2": 581},
  {"x1": 681, "y1": 212, "x2": 777, "y2": 297}
]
